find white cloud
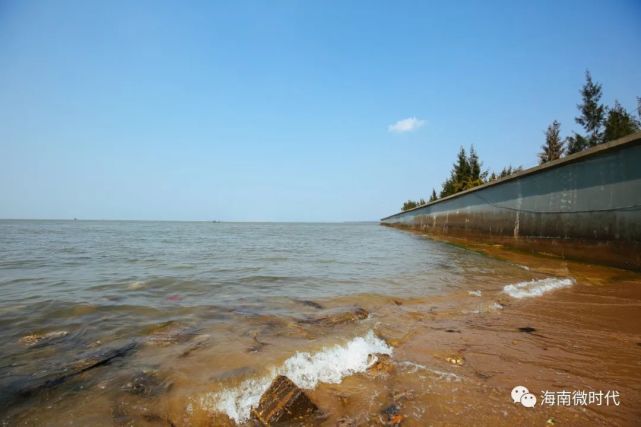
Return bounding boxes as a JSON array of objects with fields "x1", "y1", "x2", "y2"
[{"x1": 388, "y1": 117, "x2": 425, "y2": 133}]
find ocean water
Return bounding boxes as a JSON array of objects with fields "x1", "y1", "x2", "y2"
[
  {"x1": 0, "y1": 220, "x2": 584, "y2": 425},
  {"x1": 0, "y1": 220, "x2": 531, "y2": 308}
]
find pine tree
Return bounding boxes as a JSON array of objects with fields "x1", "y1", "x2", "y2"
[
  {"x1": 429, "y1": 189, "x2": 438, "y2": 202},
  {"x1": 441, "y1": 147, "x2": 467, "y2": 197},
  {"x1": 572, "y1": 70, "x2": 606, "y2": 150},
  {"x1": 539, "y1": 120, "x2": 564, "y2": 164},
  {"x1": 467, "y1": 145, "x2": 486, "y2": 187},
  {"x1": 566, "y1": 133, "x2": 589, "y2": 154},
  {"x1": 439, "y1": 146, "x2": 487, "y2": 197},
  {"x1": 469, "y1": 146, "x2": 481, "y2": 181},
  {"x1": 401, "y1": 200, "x2": 418, "y2": 211},
  {"x1": 496, "y1": 165, "x2": 522, "y2": 178},
  {"x1": 603, "y1": 101, "x2": 640, "y2": 142},
  {"x1": 453, "y1": 147, "x2": 470, "y2": 190}
]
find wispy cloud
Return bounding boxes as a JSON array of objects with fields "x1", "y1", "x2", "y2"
[{"x1": 388, "y1": 117, "x2": 425, "y2": 133}]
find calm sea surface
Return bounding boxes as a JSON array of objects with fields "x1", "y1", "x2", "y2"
[{"x1": 0, "y1": 220, "x2": 525, "y2": 308}]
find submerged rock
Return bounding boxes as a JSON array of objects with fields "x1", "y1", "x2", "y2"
[
  {"x1": 380, "y1": 403, "x2": 404, "y2": 426},
  {"x1": 300, "y1": 307, "x2": 369, "y2": 327},
  {"x1": 179, "y1": 334, "x2": 211, "y2": 358},
  {"x1": 121, "y1": 369, "x2": 171, "y2": 396},
  {"x1": 252, "y1": 375, "x2": 320, "y2": 426},
  {"x1": 19, "y1": 330, "x2": 68, "y2": 347},
  {"x1": 367, "y1": 354, "x2": 395, "y2": 376},
  {"x1": 1, "y1": 341, "x2": 138, "y2": 407},
  {"x1": 295, "y1": 299, "x2": 324, "y2": 309},
  {"x1": 144, "y1": 322, "x2": 200, "y2": 346}
]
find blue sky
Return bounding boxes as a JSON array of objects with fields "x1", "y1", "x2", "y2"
[{"x1": 1, "y1": 1, "x2": 640, "y2": 221}]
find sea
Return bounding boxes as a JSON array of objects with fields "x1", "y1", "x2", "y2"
[{"x1": 1, "y1": 220, "x2": 636, "y2": 426}]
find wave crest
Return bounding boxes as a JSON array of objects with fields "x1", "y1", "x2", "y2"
[
  {"x1": 503, "y1": 277, "x2": 574, "y2": 299},
  {"x1": 201, "y1": 330, "x2": 392, "y2": 423}
]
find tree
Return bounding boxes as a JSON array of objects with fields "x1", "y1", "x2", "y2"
[
  {"x1": 569, "y1": 70, "x2": 606, "y2": 153},
  {"x1": 539, "y1": 120, "x2": 564, "y2": 164},
  {"x1": 467, "y1": 145, "x2": 487, "y2": 187},
  {"x1": 401, "y1": 200, "x2": 418, "y2": 211},
  {"x1": 418, "y1": 198, "x2": 426, "y2": 206},
  {"x1": 498, "y1": 165, "x2": 522, "y2": 178},
  {"x1": 453, "y1": 147, "x2": 470, "y2": 189},
  {"x1": 439, "y1": 145, "x2": 488, "y2": 197},
  {"x1": 429, "y1": 189, "x2": 438, "y2": 202},
  {"x1": 603, "y1": 101, "x2": 640, "y2": 142},
  {"x1": 566, "y1": 133, "x2": 589, "y2": 155}
]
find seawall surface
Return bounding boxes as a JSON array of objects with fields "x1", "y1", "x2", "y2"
[{"x1": 381, "y1": 132, "x2": 641, "y2": 270}]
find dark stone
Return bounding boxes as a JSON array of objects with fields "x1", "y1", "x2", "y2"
[
  {"x1": 518, "y1": 327, "x2": 537, "y2": 334},
  {"x1": 381, "y1": 404, "x2": 404, "y2": 426},
  {"x1": 1, "y1": 341, "x2": 138, "y2": 407},
  {"x1": 252, "y1": 375, "x2": 319, "y2": 426},
  {"x1": 445, "y1": 329, "x2": 461, "y2": 333},
  {"x1": 296, "y1": 300, "x2": 324, "y2": 309},
  {"x1": 382, "y1": 404, "x2": 400, "y2": 416}
]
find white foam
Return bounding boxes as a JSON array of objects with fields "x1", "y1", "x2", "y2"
[
  {"x1": 397, "y1": 361, "x2": 462, "y2": 382},
  {"x1": 202, "y1": 330, "x2": 392, "y2": 423},
  {"x1": 503, "y1": 277, "x2": 574, "y2": 299},
  {"x1": 468, "y1": 290, "x2": 482, "y2": 297}
]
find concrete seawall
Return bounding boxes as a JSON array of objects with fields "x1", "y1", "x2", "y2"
[{"x1": 381, "y1": 132, "x2": 641, "y2": 270}]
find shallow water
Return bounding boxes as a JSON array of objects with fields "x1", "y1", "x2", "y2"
[{"x1": 1, "y1": 220, "x2": 639, "y2": 425}]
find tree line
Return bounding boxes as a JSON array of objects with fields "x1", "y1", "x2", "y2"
[{"x1": 401, "y1": 71, "x2": 640, "y2": 212}]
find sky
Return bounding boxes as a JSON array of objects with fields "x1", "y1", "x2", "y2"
[{"x1": 1, "y1": 1, "x2": 640, "y2": 222}]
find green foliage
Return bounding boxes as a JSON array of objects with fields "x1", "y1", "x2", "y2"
[
  {"x1": 401, "y1": 198, "x2": 427, "y2": 211},
  {"x1": 429, "y1": 189, "x2": 438, "y2": 202},
  {"x1": 603, "y1": 101, "x2": 640, "y2": 142},
  {"x1": 539, "y1": 120, "x2": 564, "y2": 164},
  {"x1": 439, "y1": 145, "x2": 488, "y2": 198},
  {"x1": 575, "y1": 70, "x2": 606, "y2": 147},
  {"x1": 566, "y1": 133, "x2": 589, "y2": 155},
  {"x1": 497, "y1": 165, "x2": 522, "y2": 178},
  {"x1": 401, "y1": 200, "x2": 418, "y2": 211}
]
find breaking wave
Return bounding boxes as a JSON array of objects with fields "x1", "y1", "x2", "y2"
[
  {"x1": 202, "y1": 330, "x2": 392, "y2": 423},
  {"x1": 503, "y1": 277, "x2": 574, "y2": 299}
]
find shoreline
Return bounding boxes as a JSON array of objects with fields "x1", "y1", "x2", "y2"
[
  {"x1": 178, "y1": 241, "x2": 641, "y2": 425},
  {"x1": 2, "y1": 225, "x2": 640, "y2": 425}
]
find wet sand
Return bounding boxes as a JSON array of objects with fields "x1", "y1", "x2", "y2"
[{"x1": 2, "y1": 233, "x2": 641, "y2": 426}]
